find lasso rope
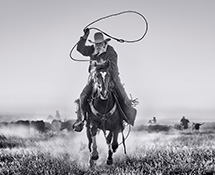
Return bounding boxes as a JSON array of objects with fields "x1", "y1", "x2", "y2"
[{"x1": 69, "y1": 10, "x2": 149, "y2": 62}]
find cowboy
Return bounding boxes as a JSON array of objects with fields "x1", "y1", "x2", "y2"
[{"x1": 73, "y1": 28, "x2": 136, "y2": 132}]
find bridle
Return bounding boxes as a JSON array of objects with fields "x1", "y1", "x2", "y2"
[
  {"x1": 92, "y1": 69, "x2": 111, "y2": 100},
  {"x1": 90, "y1": 69, "x2": 116, "y2": 116}
]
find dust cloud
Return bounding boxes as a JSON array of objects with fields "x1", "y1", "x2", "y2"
[
  {"x1": 33, "y1": 128, "x2": 180, "y2": 166},
  {"x1": 0, "y1": 124, "x2": 181, "y2": 167},
  {"x1": 0, "y1": 126, "x2": 32, "y2": 138}
]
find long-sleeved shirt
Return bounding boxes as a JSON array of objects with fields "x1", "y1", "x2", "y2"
[{"x1": 77, "y1": 37, "x2": 119, "y2": 79}]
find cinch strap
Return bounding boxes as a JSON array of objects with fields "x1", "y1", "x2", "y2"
[{"x1": 89, "y1": 101, "x2": 117, "y2": 117}]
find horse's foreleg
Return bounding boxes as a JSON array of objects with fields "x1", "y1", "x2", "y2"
[
  {"x1": 91, "y1": 136, "x2": 99, "y2": 160},
  {"x1": 89, "y1": 135, "x2": 99, "y2": 168},
  {"x1": 89, "y1": 126, "x2": 99, "y2": 161},
  {"x1": 106, "y1": 132, "x2": 113, "y2": 165},
  {"x1": 86, "y1": 126, "x2": 92, "y2": 152},
  {"x1": 112, "y1": 131, "x2": 119, "y2": 153},
  {"x1": 106, "y1": 130, "x2": 119, "y2": 165},
  {"x1": 106, "y1": 131, "x2": 113, "y2": 144},
  {"x1": 107, "y1": 143, "x2": 113, "y2": 165}
]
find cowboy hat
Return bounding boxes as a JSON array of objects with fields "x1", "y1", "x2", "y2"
[{"x1": 89, "y1": 32, "x2": 111, "y2": 44}]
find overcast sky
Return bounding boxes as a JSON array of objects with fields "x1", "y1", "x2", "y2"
[{"x1": 0, "y1": 0, "x2": 215, "y2": 122}]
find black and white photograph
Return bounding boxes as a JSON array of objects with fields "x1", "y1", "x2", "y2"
[{"x1": 0, "y1": 0, "x2": 215, "y2": 174}]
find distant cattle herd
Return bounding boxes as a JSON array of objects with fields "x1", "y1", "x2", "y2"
[
  {"x1": 142, "y1": 116, "x2": 207, "y2": 133},
  {"x1": 0, "y1": 119, "x2": 76, "y2": 133},
  {"x1": 144, "y1": 122, "x2": 206, "y2": 133},
  {"x1": 0, "y1": 116, "x2": 207, "y2": 134}
]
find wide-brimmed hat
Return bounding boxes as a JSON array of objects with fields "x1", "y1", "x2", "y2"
[{"x1": 89, "y1": 32, "x2": 111, "y2": 44}]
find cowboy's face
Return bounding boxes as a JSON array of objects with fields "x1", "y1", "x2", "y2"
[{"x1": 95, "y1": 42, "x2": 105, "y2": 52}]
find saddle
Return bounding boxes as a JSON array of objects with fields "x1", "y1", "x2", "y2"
[
  {"x1": 112, "y1": 92, "x2": 137, "y2": 126},
  {"x1": 84, "y1": 90, "x2": 137, "y2": 126}
]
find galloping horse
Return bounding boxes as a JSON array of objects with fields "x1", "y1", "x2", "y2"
[{"x1": 85, "y1": 64, "x2": 124, "y2": 166}]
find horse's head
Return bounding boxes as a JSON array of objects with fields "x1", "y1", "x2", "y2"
[{"x1": 92, "y1": 62, "x2": 113, "y2": 100}]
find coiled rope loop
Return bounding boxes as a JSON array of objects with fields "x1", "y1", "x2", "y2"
[{"x1": 69, "y1": 10, "x2": 148, "y2": 62}]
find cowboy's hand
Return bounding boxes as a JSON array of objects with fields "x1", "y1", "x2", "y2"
[{"x1": 83, "y1": 28, "x2": 90, "y2": 39}]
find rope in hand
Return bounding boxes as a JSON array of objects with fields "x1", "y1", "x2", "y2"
[{"x1": 69, "y1": 10, "x2": 149, "y2": 62}]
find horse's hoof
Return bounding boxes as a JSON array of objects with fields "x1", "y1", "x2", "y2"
[
  {"x1": 112, "y1": 144, "x2": 118, "y2": 153},
  {"x1": 106, "y1": 158, "x2": 113, "y2": 165},
  {"x1": 91, "y1": 155, "x2": 99, "y2": 160}
]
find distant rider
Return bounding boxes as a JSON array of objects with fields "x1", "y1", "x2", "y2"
[{"x1": 180, "y1": 116, "x2": 190, "y2": 129}]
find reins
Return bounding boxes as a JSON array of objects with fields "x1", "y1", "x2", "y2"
[{"x1": 69, "y1": 10, "x2": 148, "y2": 62}]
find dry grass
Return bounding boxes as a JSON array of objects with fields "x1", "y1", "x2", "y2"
[{"x1": 0, "y1": 124, "x2": 215, "y2": 175}]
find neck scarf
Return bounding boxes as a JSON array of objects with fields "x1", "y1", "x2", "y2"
[{"x1": 93, "y1": 43, "x2": 108, "y2": 56}]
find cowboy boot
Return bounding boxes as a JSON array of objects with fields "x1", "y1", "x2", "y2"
[
  {"x1": 73, "y1": 99, "x2": 84, "y2": 132},
  {"x1": 73, "y1": 82, "x2": 92, "y2": 132}
]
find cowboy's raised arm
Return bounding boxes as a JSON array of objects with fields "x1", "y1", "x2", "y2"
[{"x1": 77, "y1": 28, "x2": 94, "y2": 56}]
